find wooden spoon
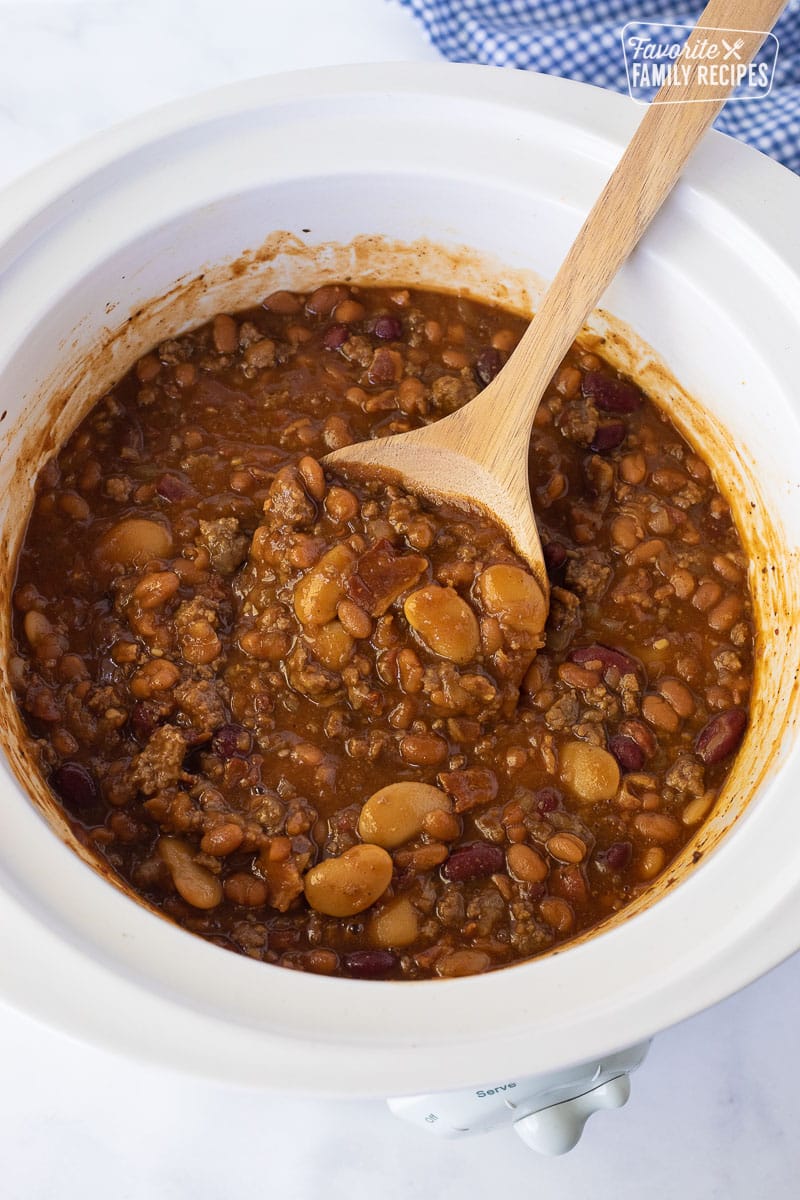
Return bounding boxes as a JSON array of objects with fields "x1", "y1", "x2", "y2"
[{"x1": 325, "y1": 0, "x2": 785, "y2": 614}]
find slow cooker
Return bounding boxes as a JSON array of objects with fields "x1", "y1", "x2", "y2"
[{"x1": 0, "y1": 63, "x2": 798, "y2": 1153}]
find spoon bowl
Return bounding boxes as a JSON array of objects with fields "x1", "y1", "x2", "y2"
[
  {"x1": 325, "y1": 0, "x2": 784, "y2": 626},
  {"x1": 325, "y1": 379, "x2": 547, "y2": 595}
]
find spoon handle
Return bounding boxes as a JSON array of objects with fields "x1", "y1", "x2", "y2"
[{"x1": 487, "y1": 0, "x2": 786, "y2": 436}]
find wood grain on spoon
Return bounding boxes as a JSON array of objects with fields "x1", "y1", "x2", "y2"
[{"x1": 324, "y1": 0, "x2": 785, "y2": 622}]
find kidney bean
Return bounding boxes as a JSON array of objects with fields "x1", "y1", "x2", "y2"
[
  {"x1": 373, "y1": 316, "x2": 403, "y2": 341},
  {"x1": 591, "y1": 422, "x2": 626, "y2": 453},
  {"x1": 130, "y1": 700, "x2": 162, "y2": 743},
  {"x1": 441, "y1": 842, "x2": 505, "y2": 881},
  {"x1": 50, "y1": 762, "x2": 101, "y2": 814},
  {"x1": 533, "y1": 787, "x2": 562, "y2": 814},
  {"x1": 570, "y1": 643, "x2": 640, "y2": 680},
  {"x1": 600, "y1": 841, "x2": 632, "y2": 871},
  {"x1": 695, "y1": 709, "x2": 747, "y2": 765},
  {"x1": 582, "y1": 371, "x2": 642, "y2": 413},
  {"x1": 156, "y1": 473, "x2": 193, "y2": 502},
  {"x1": 212, "y1": 724, "x2": 253, "y2": 759},
  {"x1": 343, "y1": 950, "x2": 398, "y2": 979},
  {"x1": 543, "y1": 541, "x2": 567, "y2": 576},
  {"x1": 474, "y1": 347, "x2": 503, "y2": 385},
  {"x1": 608, "y1": 734, "x2": 645, "y2": 772},
  {"x1": 322, "y1": 323, "x2": 349, "y2": 350},
  {"x1": 619, "y1": 718, "x2": 657, "y2": 759}
]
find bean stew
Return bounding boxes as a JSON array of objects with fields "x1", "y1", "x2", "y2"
[{"x1": 10, "y1": 283, "x2": 753, "y2": 979}]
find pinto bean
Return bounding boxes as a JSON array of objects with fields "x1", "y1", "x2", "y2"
[
  {"x1": 297, "y1": 456, "x2": 326, "y2": 500},
  {"x1": 611, "y1": 515, "x2": 640, "y2": 550},
  {"x1": 133, "y1": 571, "x2": 180, "y2": 610},
  {"x1": 436, "y1": 950, "x2": 490, "y2": 978},
  {"x1": 394, "y1": 843, "x2": 449, "y2": 873},
  {"x1": 692, "y1": 580, "x2": 723, "y2": 612},
  {"x1": 201, "y1": 823, "x2": 245, "y2": 856},
  {"x1": 632, "y1": 812, "x2": 681, "y2": 843},
  {"x1": 23, "y1": 611, "x2": 67, "y2": 660},
  {"x1": 619, "y1": 452, "x2": 647, "y2": 484},
  {"x1": 707, "y1": 594, "x2": 743, "y2": 632},
  {"x1": 539, "y1": 897, "x2": 574, "y2": 934},
  {"x1": 399, "y1": 733, "x2": 448, "y2": 766},
  {"x1": 546, "y1": 832, "x2": 587, "y2": 863},
  {"x1": 682, "y1": 791, "x2": 716, "y2": 825},
  {"x1": 337, "y1": 598, "x2": 372, "y2": 639},
  {"x1": 506, "y1": 843, "x2": 548, "y2": 883},
  {"x1": 636, "y1": 846, "x2": 666, "y2": 880},
  {"x1": 658, "y1": 678, "x2": 695, "y2": 718},
  {"x1": 212, "y1": 314, "x2": 238, "y2": 353},
  {"x1": 180, "y1": 620, "x2": 221, "y2": 666},
  {"x1": 306, "y1": 285, "x2": 349, "y2": 316},
  {"x1": 325, "y1": 487, "x2": 359, "y2": 523},
  {"x1": 130, "y1": 658, "x2": 180, "y2": 698},
  {"x1": 642, "y1": 694, "x2": 681, "y2": 733},
  {"x1": 224, "y1": 872, "x2": 269, "y2": 906},
  {"x1": 263, "y1": 289, "x2": 302, "y2": 314},
  {"x1": 239, "y1": 629, "x2": 291, "y2": 660},
  {"x1": 421, "y1": 808, "x2": 461, "y2": 841}
]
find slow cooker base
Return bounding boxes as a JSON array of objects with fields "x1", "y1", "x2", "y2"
[{"x1": 389, "y1": 1041, "x2": 650, "y2": 1153}]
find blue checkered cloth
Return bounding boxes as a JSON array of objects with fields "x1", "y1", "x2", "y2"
[{"x1": 398, "y1": 0, "x2": 800, "y2": 173}]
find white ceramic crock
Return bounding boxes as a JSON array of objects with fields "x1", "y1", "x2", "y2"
[{"x1": 0, "y1": 64, "x2": 799, "y2": 1098}]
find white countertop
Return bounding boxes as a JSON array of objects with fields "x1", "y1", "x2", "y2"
[{"x1": 1, "y1": 1, "x2": 799, "y2": 1195}]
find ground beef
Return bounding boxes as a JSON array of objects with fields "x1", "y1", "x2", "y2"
[
  {"x1": 264, "y1": 467, "x2": 316, "y2": 528},
  {"x1": 546, "y1": 587, "x2": 581, "y2": 653},
  {"x1": 174, "y1": 680, "x2": 227, "y2": 734},
  {"x1": 565, "y1": 551, "x2": 613, "y2": 601},
  {"x1": 558, "y1": 397, "x2": 599, "y2": 445},
  {"x1": 430, "y1": 374, "x2": 476, "y2": 412},
  {"x1": 438, "y1": 767, "x2": 498, "y2": 813},
  {"x1": 436, "y1": 887, "x2": 466, "y2": 929},
  {"x1": 131, "y1": 726, "x2": 188, "y2": 795},
  {"x1": 545, "y1": 692, "x2": 581, "y2": 731},
  {"x1": 666, "y1": 755, "x2": 706, "y2": 795},
  {"x1": 198, "y1": 518, "x2": 249, "y2": 575},
  {"x1": 342, "y1": 335, "x2": 373, "y2": 367}
]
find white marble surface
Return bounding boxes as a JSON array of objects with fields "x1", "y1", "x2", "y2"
[{"x1": 1, "y1": 1, "x2": 799, "y2": 1195}]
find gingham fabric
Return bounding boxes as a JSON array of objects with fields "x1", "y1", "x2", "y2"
[{"x1": 398, "y1": 0, "x2": 800, "y2": 173}]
